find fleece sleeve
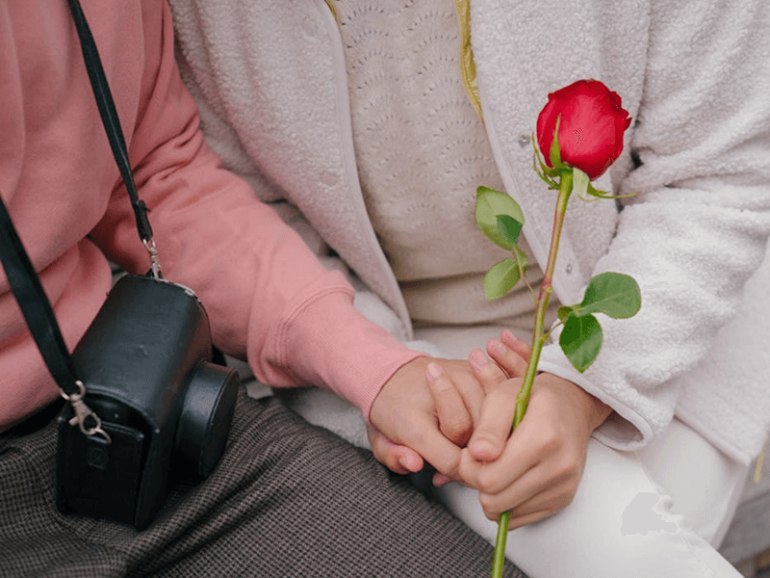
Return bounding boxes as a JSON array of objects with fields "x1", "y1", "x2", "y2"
[
  {"x1": 538, "y1": 0, "x2": 770, "y2": 451},
  {"x1": 88, "y1": 0, "x2": 420, "y2": 419}
]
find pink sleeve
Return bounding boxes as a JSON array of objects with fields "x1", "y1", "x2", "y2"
[{"x1": 90, "y1": 0, "x2": 421, "y2": 419}]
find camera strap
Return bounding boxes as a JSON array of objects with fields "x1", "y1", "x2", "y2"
[
  {"x1": 0, "y1": 0, "x2": 166, "y2": 441},
  {"x1": 67, "y1": 0, "x2": 162, "y2": 280},
  {"x1": 0, "y1": 194, "x2": 111, "y2": 442}
]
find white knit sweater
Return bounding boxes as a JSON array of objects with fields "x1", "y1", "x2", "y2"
[
  {"x1": 170, "y1": 0, "x2": 770, "y2": 465},
  {"x1": 333, "y1": 0, "x2": 547, "y2": 329}
]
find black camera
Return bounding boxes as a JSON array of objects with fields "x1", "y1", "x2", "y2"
[{"x1": 56, "y1": 275, "x2": 239, "y2": 530}]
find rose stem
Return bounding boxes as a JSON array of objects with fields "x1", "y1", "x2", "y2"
[{"x1": 490, "y1": 169, "x2": 573, "y2": 578}]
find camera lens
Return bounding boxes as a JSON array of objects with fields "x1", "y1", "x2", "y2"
[{"x1": 175, "y1": 362, "x2": 239, "y2": 478}]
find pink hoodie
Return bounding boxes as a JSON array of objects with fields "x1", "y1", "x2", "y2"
[{"x1": 0, "y1": 0, "x2": 419, "y2": 431}]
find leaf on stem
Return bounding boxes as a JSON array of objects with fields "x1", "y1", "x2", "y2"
[
  {"x1": 572, "y1": 168, "x2": 594, "y2": 202},
  {"x1": 484, "y1": 258, "x2": 522, "y2": 300},
  {"x1": 497, "y1": 214, "x2": 523, "y2": 245},
  {"x1": 557, "y1": 272, "x2": 640, "y2": 371},
  {"x1": 575, "y1": 272, "x2": 642, "y2": 319},
  {"x1": 549, "y1": 116, "x2": 564, "y2": 169},
  {"x1": 560, "y1": 313, "x2": 603, "y2": 373},
  {"x1": 532, "y1": 134, "x2": 560, "y2": 186},
  {"x1": 584, "y1": 180, "x2": 637, "y2": 201},
  {"x1": 557, "y1": 305, "x2": 576, "y2": 322},
  {"x1": 475, "y1": 186, "x2": 525, "y2": 250}
]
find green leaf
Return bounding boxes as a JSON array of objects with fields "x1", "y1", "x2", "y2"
[
  {"x1": 497, "y1": 214, "x2": 523, "y2": 245},
  {"x1": 573, "y1": 167, "x2": 591, "y2": 201},
  {"x1": 483, "y1": 258, "x2": 522, "y2": 300},
  {"x1": 534, "y1": 163, "x2": 560, "y2": 190},
  {"x1": 532, "y1": 133, "x2": 560, "y2": 180},
  {"x1": 557, "y1": 305, "x2": 575, "y2": 322},
  {"x1": 475, "y1": 186, "x2": 525, "y2": 250},
  {"x1": 560, "y1": 313, "x2": 603, "y2": 373},
  {"x1": 577, "y1": 272, "x2": 642, "y2": 319},
  {"x1": 549, "y1": 116, "x2": 563, "y2": 169},
  {"x1": 584, "y1": 180, "x2": 637, "y2": 200}
]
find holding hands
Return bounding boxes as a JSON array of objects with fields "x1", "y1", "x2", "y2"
[
  {"x1": 369, "y1": 330, "x2": 611, "y2": 529},
  {"x1": 368, "y1": 356, "x2": 486, "y2": 480}
]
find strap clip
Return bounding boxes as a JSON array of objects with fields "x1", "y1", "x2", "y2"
[
  {"x1": 142, "y1": 238, "x2": 162, "y2": 280},
  {"x1": 61, "y1": 380, "x2": 112, "y2": 444}
]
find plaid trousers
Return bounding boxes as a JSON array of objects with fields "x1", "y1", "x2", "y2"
[{"x1": 0, "y1": 387, "x2": 527, "y2": 578}]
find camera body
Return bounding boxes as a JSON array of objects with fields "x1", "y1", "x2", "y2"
[{"x1": 56, "y1": 275, "x2": 239, "y2": 530}]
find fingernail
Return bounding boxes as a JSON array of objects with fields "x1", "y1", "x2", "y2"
[
  {"x1": 501, "y1": 329, "x2": 518, "y2": 344},
  {"x1": 469, "y1": 349, "x2": 488, "y2": 367},
  {"x1": 489, "y1": 339, "x2": 507, "y2": 355},
  {"x1": 426, "y1": 362, "x2": 443, "y2": 380}
]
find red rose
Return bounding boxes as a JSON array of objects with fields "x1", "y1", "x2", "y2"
[{"x1": 536, "y1": 79, "x2": 632, "y2": 180}]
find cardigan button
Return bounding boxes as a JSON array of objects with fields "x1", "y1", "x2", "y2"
[
  {"x1": 518, "y1": 134, "x2": 530, "y2": 148},
  {"x1": 301, "y1": 15, "x2": 319, "y2": 37},
  {"x1": 320, "y1": 170, "x2": 338, "y2": 186},
  {"x1": 565, "y1": 264, "x2": 573, "y2": 274}
]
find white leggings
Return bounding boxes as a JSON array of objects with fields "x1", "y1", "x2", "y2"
[{"x1": 415, "y1": 325, "x2": 749, "y2": 578}]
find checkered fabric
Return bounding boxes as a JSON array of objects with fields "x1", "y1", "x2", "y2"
[{"x1": 0, "y1": 388, "x2": 527, "y2": 578}]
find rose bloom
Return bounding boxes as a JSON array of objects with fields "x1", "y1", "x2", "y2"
[{"x1": 536, "y1": 79, "x2": 632, "y2": 180}]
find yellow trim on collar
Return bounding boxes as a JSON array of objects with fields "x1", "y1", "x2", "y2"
[
  {"x1": 324, "y1": 0, "x2": 338, "y2": 22},
  {"x1": 453, "y1": 0, "x2": 483, "y2": 121},
  {"x1": 325, "y1": 0, "x2": 478, "y2": 118}
]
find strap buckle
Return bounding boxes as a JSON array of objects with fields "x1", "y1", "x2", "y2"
[
  {"x1": 60, "y1": 380, "x2": 112, "y2": 444},
  {"x1": 142, "y1": 238, "x2": 162, "y2": 280}
]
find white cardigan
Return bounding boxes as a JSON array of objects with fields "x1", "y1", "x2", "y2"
[{"x1": 169, "y1": 0, "x2": 770, "y2": 465}]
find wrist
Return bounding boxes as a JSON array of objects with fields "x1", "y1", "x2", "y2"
[
  {"x1": 585, "y1": 392, "x2": 613, "y2": 432},
  {"x1": 543, "y1": 372, "x2": 612, "y2": 432},
  {"x1": 370, "y1": 355, "x2": 431, "y2": 426}
]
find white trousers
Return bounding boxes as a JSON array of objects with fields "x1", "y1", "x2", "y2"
[{"x1": 416, "y1": 324, "x2": 749, "y2": 578}]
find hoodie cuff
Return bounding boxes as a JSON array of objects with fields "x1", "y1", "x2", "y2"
[{"x1": 265, "y1": 275, "x2": 422, "y2": 420}]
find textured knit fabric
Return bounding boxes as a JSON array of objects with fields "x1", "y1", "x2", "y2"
[
  {"x1": 473, "y1": 0, "x2": 770, "y2": 463},
  {"x1": 0, "y1": 0, "x2": 422, "y2": 431},
  {"x1": 170, "y1": 0, "x2": 770, "y2": 464},
  {"x1": 334, "y1": 0, "x2": 549, "y2": 329},
  {"x1": 0, "y1": 388, "x2": 528, "y2": 578}
]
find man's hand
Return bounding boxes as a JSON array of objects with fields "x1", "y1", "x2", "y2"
[
  {"x1": 368, "y1": 356, "x2": 485, "y2": 480},
  {"x1": 459, "y1": 331, "x2": 612, "y2": 529}
]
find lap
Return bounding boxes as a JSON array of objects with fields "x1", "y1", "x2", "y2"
[
  {"x1": 272, "y1": 322, "x2": 749, "y2": 577},
  {"x1": 413, "y1": 322, "x2": 749, "y2": 576},
  {"x1": 636, "y1": 416, "x2": 749, "y2": 546},
  {"x1": 435, "y1": 423, "x2": 746, "y2": 578},
  {"x1": 0, "y1": 388, "x2": 526, "y2": 578}
]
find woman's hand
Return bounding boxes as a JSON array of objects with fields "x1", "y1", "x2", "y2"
[{"x1": 459, "y1": 331, "x2": 612, "y2": 529}]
